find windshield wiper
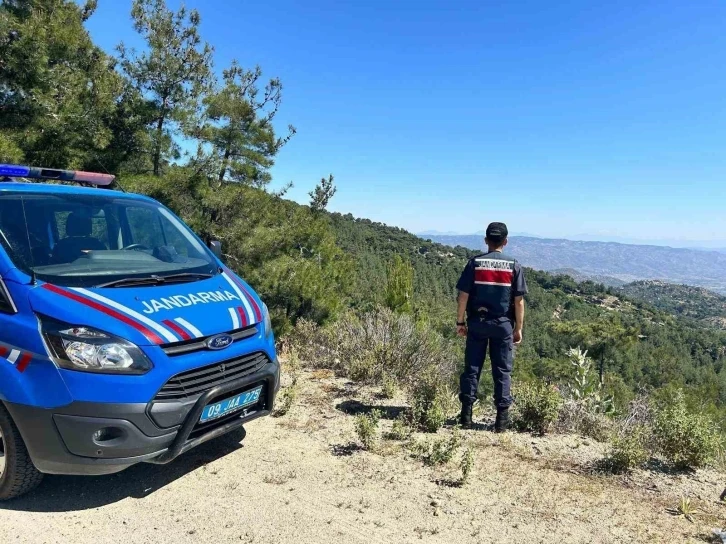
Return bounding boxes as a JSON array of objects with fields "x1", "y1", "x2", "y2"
[
  {"x1": 95, "y1": 276, "x2": 162, "y2": 288},
  {"x1": 96, "y1": 272, "x2": 214, "y2": 288}
]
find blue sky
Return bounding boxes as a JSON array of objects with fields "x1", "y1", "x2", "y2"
[{"x1": 84, "y1": 0, "x2": 726, "y2": 247}]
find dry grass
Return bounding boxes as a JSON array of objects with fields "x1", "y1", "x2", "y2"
[
  {"x1": 263, "y1": 469, "x2": 298, "y2": 485},
  {"x1": 311, "y1": 369, "x2": 335, "y2": 380},
  {"x1": 276, "y1": 415, "x2": 326, "y2": 433}
]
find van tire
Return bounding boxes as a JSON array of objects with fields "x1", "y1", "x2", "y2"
[{"x1": 0, "y1": 405, "x2": 43, "y2": 500}]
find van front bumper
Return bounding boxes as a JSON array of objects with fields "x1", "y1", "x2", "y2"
[{"x1": 5, "y1": 360, "x2": 279, "y2": 476}]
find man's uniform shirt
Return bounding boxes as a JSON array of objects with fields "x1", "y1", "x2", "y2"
[{"x1": 456, "y1": 251, "x2": 528, "y2": 322}]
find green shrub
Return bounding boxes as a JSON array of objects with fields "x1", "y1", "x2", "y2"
[
  {"x1": 387, "y1": 414, "x2": 413, "y2": 441},
  {"x1": 289, "y1": 308, "x2": 459, "y2": 392},
  {"x1": 605, "y1": 426, "x2": 650, "y2": 473},
  {"x1": 412, "y1": 429, "x2": 461, "y2": 466},
  {"x1": 273, "y1": 351, "x2": 301, "y2": 417},
  {"x1": 512, "y1": 381, "x2": 563, "y2": 436},
  {"x1": 459, "y1": 447, "x2": 474, "y2": 485},
  {"x1": 284, "y1": 318, "x2": 320, "y2": 363},
  {"x1": 566, "y1": 347, "x2": 614, "y2": 414},
  {"x1": 410, "y1": 375, "x2": 448, "y2": 433},
  {"x1": 273, "y1": 377, "x2": 298, "y2": 417},
  {"x1": 349, "y1": 351, "x2": 379, "y2": 382},
  {"x1": 354, "y1": 409, "x2": 383, "y2": 450},
  {"x1": 557, "y1": 400, "x2": 615, "y2": 442},
  {"x1": 651, "y1": 390, "x2": 721, "y2": 469},
  {"x1": 381, "y1": 372, "x2": 397, "y2": 399}
]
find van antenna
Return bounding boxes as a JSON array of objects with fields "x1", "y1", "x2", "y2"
[
  {"x1": 93, "y1": 156, "x2": 125, "y2": 192},
  {"x1": 18, "y1": 200, "x2": 37, "y2": 285}
]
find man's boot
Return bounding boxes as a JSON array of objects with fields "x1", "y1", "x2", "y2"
[
  {"x1": 460, "y1": 403, "x2": 473, "y2": 428},
  {"x1": 494, "y1": 408, "x2": 510, "y2": 433}
]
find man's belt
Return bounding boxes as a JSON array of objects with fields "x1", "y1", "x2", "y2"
[{"x1": 469, "y1": 306, "x2": 509, "y2": 321}]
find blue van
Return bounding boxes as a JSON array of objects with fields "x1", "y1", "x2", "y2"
[{"x1": 0, "y1": 165, "x2": 279, "y2": 499}]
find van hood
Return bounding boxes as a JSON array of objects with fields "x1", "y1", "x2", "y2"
[{"x1": 28, "y1": 269, "x2": 264, "y2": 346}]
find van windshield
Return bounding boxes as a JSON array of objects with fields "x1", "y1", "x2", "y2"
[{"x1": 0, "y1": 192, "x2": 218, "y2": 288}]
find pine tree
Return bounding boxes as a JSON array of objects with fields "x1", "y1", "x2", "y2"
[
  {"x1": 197, "y1": 61, "x2": 295, "y2": 186},
  {"x1": 385, "y1": 255, "x2": 414, "y2": 313},
  {"x1": 0, "y1": 0, "x2": 125, "y2": 168},
  {"x1": 309, "y1": 175, "x2": 337, "y2": 212},
  {"x1": 118, "y1": 0, "x2": 213, "y2": 176}
]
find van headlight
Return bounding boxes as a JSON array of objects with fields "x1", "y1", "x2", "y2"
[
  {"x1": 40, "y1": 317, "x2": 153, "y2": 374},
  {"x1": 262, "y1": 303, "x2": 273, "y2": 338}
]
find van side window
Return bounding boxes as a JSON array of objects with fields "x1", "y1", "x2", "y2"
[
  {"x1": 0, "y1": 279, "x2": 16, "y2": 314},
  {"x1": 0, "y1": 197, "x2": 32, "y2": 269}
]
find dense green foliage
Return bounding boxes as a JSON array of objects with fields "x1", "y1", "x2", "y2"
[
  {"x1": 123, "y1": 172, "x2": 350, "y2": 334},
  {"x1": 620, "y1": 280, "x2": 726, "y2": 330},
  {"x1": 328, "y1": 213, "x2": 471, "y2": 318},
  {"x1": 651, "y1": 390, "x2": 721, "y2": 468},
  {"x1": 0, "y1": 0, "x2": 289, "y2": 181},
  {"x1": 511, "y1": 381, "x2": 563, "y2": 435},
  {"x1": 385, "y1": 255, "x2": 414, "y2": 313},
  {"x1": 606, "y1": 427, "x2": 649, "y2": 473},
  {"x1": 0, "y1": 0, "x2": 136, "y2": 169}
]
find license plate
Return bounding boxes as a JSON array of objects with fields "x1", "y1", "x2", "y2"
[{"x1": 199, "y1": 386, "x2": 263, "y2": 423}]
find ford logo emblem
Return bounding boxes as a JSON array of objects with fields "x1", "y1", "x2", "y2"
[{"x1": 207, "y1": 334, "x2": 233, "y2": 350}]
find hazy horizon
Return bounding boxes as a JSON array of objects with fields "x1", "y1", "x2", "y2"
[{"x1": 417, "y1": 230, "x2": 726, "y2": 251}]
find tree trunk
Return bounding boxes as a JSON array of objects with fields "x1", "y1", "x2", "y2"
[
  {"x1": 218, "y1": 146, "x2": 231, "y2": 182},
  {"x1": 153, "y1": 115, "x2": 164, "y2": 176}
]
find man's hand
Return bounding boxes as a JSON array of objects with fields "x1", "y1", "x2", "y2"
[
  {"x1": 456, "y1": 291, "x2": 469, "y2": 338},
  {"x1": 513, "y1": 296, "x2": 525, "y2": 346}
]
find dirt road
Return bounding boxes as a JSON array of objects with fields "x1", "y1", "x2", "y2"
[{"x1": 1, "y1": 369, "x2": 723, "y2": 543}]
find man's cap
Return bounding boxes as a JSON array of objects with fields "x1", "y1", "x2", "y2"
[{"x1": 486, "y1": 222, "x2": 508, "y2": 240}]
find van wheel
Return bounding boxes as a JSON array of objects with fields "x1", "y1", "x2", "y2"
[{"x1": 0, "y1": 406, "x2": 43, "y2": 500}]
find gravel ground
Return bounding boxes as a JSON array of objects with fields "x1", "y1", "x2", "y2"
[{"x1": 1, "y1": 368, "x2": 725, "y2": 544}]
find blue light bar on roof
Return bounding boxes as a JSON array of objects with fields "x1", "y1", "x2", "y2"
[
  {"x1": 0, "y1": 164, "x2": 115, "y2": 186},
  {"x1": 0, "y1": 164, "x2": 30, "y2": 177}
]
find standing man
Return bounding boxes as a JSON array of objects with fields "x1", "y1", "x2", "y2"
[{"x1": 455, "y1": 222, "x2": 527, "y2": 432}]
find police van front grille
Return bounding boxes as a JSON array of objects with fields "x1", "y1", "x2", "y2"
[
  {"x1": 155, "y1": 351, "x2": 269, "y2": 400},
  {"x1": 161, "y1": 325, "x2": 259, "y2": 356}
]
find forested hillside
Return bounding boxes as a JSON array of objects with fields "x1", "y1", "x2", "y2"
[
  {"x1": 328, "y1": 213, "x2": 473, "y2": 311},
  {"x1": 549, "y1": 268, "x2": 627, "y2": 288},
  {"x1": 3, "y1": 0, "x2": 726, "y2": 424},
  {"x1": 620, "y1": 280, "x2": 726, "y2": 330}
]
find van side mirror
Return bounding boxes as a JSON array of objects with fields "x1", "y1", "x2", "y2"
[{"x1": 209, "y1": 240, "x2": 222, "y2": 259}]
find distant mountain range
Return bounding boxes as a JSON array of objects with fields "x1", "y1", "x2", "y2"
[
  {"x1": 419, "y1": 232, "x2": 726, "y2": 251},
  {"x1": 421, "y1": 234, "x2": 726, "y2": 294}
]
